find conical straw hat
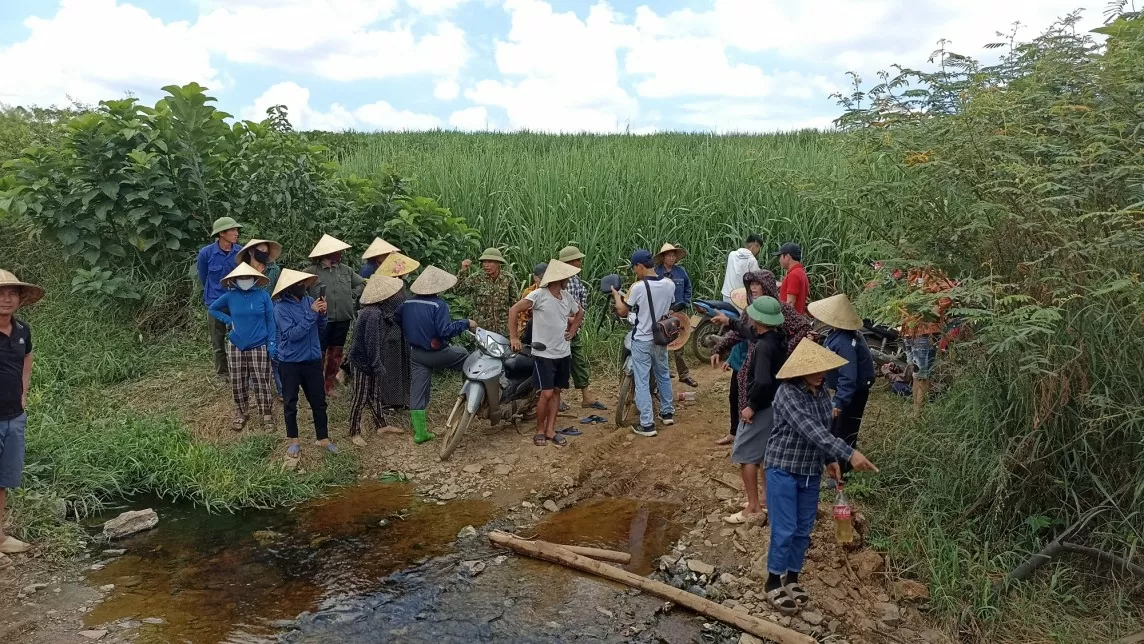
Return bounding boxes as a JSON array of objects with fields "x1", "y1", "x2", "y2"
[
  {"x1": 272, "y1": 268, "x2": 319, "y2": 298},
  {"x1": 308, "y1": 234, "x2": 351, "y2": 258},
  {"x1": 776, "y1": 338, "x2": 849, "y2": 380},
  {"x1": 0, "y1": 269, "x2": 45, "y2": 305},
  {"x1": 539, "y1": 259, "x2": 581, "y2": 287},
  {"x1": 362, "y1": 237, "x2": 400, "y2": 260},
  {"x1": 360, "y1": 275, "x2": 404, "y2": 305},
  {"x1": 729, "y1": 287, "x2": 748, "y2": 311},
  {"x1": 410, "y1": 266, "x2": 458, "y2": 295},
  {"x1": 236, "y1": 238, "x2": 282, "y2": 264},
  {"x1": 807, "y1": 293, "x2": 863, "y2": 331},
  {"x1": 653, "y1": 243, "x2": 687, "y2": 263},
  {"x1": 221, "y1": 262, "x2": 270, "y2": 287},
  {"x1": 379, "y1": 252, "x2": 420, "y2": 278}
]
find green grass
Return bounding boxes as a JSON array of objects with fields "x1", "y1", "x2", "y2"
[{"x1": 4, "y1": 231, "x2": 358, "y2": 556}]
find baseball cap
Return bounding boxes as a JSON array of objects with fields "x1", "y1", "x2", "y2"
[
  {"x1": 630, "y1": 249, "x2": 654, "y2": 267},
  {"x1": 776, "y1": 242, "x2": 802, "y2": 261},
  {"x1": 533, "y1": 263, "x2": 548, "y2": 277}
]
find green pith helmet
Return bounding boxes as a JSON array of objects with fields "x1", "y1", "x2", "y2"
[
  {"x1": 211, "y1": 216, "x2": 242, "y2": 237},
  {"x1": 478, "y1": 247, "x2": 506, "y2": 263},
  {"x1": 557, "y1": 245, "x2": 585, "y2": 262},
  {"x1": 747, "y1": 296, "x2": 784, "y2": 327}
]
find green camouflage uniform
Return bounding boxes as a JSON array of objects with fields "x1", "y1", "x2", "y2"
[{"x1": 457, "y1": 269, "x2": 516, "y2": 337}]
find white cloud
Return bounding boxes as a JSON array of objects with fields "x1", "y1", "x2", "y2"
[
  {"x1": 0, "y1": 0, "x2": 217, "y2": 108},
  {"x1": 406, "y1": 0, "x2": 473, "y2": 15},
  {"x1": 449, "y1": 106, "x2": 491, "y2": 130},
  {"x1": 434, "y1": 79, "x2": 461, "y2": 100},
  {"x1": 194, "y1": 1, "x2": 471, "y2": 81},
  {"x1": 242, "y1": 82, "x2": 442, "y2": 131},
  {"x1": 675, "y1": 101, "x2": 837, "y2": 133}
]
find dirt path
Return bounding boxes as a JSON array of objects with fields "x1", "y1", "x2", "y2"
[{"x1": 2, "y1": 358, "x2": 955, "y2": 643}]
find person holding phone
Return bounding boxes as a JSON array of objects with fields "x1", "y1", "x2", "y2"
[
  {"x1": 274, "y1": 269, "x2": 336, "y2": 461},
  {"x1": 304, "y1": 234, "x2": 365, "y2": 396}
]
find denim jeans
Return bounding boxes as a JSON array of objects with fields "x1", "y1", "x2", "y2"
[
  {"x1": 630, "y1": 339, "x2": 674, "y2": 427},
  {"x1": 765, "y1": 467, "x2": 821, "y2": 575},
  {"x1": 0, "y1": 413, "x2": 28, "y2": 489}
]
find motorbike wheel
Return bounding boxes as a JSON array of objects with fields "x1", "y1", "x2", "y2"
[
  {"x1": 439, "y1": 403, "x2": 475, "y2": 462},
  {"x1": 616, "y1": 371, "x2": 636, "y2": 428},
  {"x1": 690, "y1": 320, "x2": 720, "y2": 362}
]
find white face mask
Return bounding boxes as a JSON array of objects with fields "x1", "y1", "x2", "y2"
[{"x1": 236, "y1": 278, "x2": 257, "y2": 291}]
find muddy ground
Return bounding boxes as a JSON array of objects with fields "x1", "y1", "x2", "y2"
[{"x1": 1, "y1": 358, "x2": 954, "y2": 644}]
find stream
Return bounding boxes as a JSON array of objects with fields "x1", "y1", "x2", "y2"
[{"x1": 83, "y1": 484, "x2": 702, "y2": 643}]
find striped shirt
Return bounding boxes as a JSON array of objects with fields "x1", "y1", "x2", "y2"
[
  {"x1": 766, "y1": 380, "x2": 854, "y2": 475},
  {"x1": 567, "y1": 275, "x2": 588, "y2": 311}
]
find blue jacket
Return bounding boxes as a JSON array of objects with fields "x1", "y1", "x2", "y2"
[
  {"x1": 275, "y1": 294, "x2": 327, "y2": 363},
  {"x1": 208, "y1": 289, "x2": 275, "y2": 352},
  {"x1": 196, "y1": 241, "x2": 243, "y2": 306},
  {"x1": 397, "y1": 296, "x2": 470, "y2": 352},
  {"x1": 360, "y1": 261, "x2": 379, "y2": 279},
  {"x1": 654, "y1": 265, "x2": 692, "y2": 305},
  {"x1": 825, "y1": 329, "x2": 875, "y2": 409}
]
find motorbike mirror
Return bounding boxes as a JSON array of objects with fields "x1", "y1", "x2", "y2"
[{"x1": 531, "y1": 342, "x2": 547, "y2": 352}]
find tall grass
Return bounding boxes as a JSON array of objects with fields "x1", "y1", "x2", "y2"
[{"x1": 333, "y1": 131, "x2": 874, "y2": 298}]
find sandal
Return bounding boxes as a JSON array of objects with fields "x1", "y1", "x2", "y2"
[
  {"x1": 766, "y1": 587, "x2": 799, "y2": 615},
  {"x1": 533, "y1": 434, "x2": 548, "y2": 447},
  {"x1": 286, "y1": 444, "x2": 301, "y2": 458},
  {"x1": 558, "y1": 402, "x2": 570, "y2": 412},
  {"x1": 722, "y1": 510, "x2": 764, "y2": 525},
  {"x1": 557, "y1": 427, "x2": 583, "y2": 436},
  {"x1": 582, "y1": 401, "x2": 608, "y2": 410},
  {"x1": 231, "y1": 416, "x2": 246, "y2": 432},
  {"x1": 351, "y1": 435, "x2": 368, "y2": 447},
  {"x1": 715, "y1": 434, "x2": 735, "y2": 445},
  {"x1": 681, "y1": 376, "x2": 699, "y2": 387},
  {"x1": 550, "y1": 434, "x2": 568, "y2": 446},
  {"x1": 783, "y1": 583, "x2": 810, "y2": 607}
]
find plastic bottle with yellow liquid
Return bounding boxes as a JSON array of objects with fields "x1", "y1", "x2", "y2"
[{"x1": 834, "y1": 484, "x2": 854, "y2": 544}]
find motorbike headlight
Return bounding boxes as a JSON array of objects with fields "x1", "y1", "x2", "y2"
[{"x1": 486, "y1": 338, "x2": 507, "y2": 358}]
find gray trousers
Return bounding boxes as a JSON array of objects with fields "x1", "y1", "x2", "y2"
[
  {"x1": 208, "y1": 315, "x2": 229, "y2": 375},
  {"x1": 410, "y1": 346, "x2": 469, "y2": 410}
]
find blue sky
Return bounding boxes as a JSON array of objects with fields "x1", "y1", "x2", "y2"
[{"x1": 0, "y1": 0, "x2": 1108, "y2": 133}]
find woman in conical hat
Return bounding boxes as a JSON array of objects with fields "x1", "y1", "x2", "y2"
[
  {"x1": 346, "y1": 275, "x2": 410, "y2": 446},
  {"x1": 807, "y1": 294, "x2": 874, "y2": 478},
  {"x1": 273, "y1": 269, "x2": 337, "y2": 461},
  {"x1": 303, "y1": 234, "x2": 364, "y2": 396},
  {"x1": 235, "y1": 238, "x2": 283, "y2": 294},
  {"x1": 359, "y1": 238, "x2": 400, "y2": 279},
  {"x1": 209, "y1": 263, "x2": 276, "y2": 432},
  {"x1": 762, "y1": 338, "x2": 879, "y2": 615},
  {"x1": 378, "y1": 252, "x2": 420, "y2": 280}
]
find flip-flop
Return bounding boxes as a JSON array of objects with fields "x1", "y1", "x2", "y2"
[
  {"x1": 582, "y1": 401, "x2": 609, "y2": 410},
  {"x1": 722, "y1": 511, "x2": 764, "y2": 525},
  {"x1": 558, "y1": 402, "x2": 570, "y2": 412},
  {"x1": 550, "y1": 434, "x2": 568, "y2": 446},
  {"x1": 533, "y1": 434, "x2": 548, "y2": 446},
  {"x1": 557, "y1": 427, "x2": 583, "y2": 436},
  {"x1": 715, "y1": 434, "x2": 735, "y2": 445},
  {"x1": 579, "y1": 415, "x2": 607, "y2": 424},
  {"x1": 0, "y1": 536, "x2": 31, "y2": 554}
]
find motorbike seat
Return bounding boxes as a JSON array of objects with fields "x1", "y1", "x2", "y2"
[
  {"x1": 503, "y1": 353, "x2": 535, "y2": 379},
  {"x1": 863, "y1": 319, "x2": 900, "y2": 341},
  {"x1": 696, "y1": 299, "x2": 738, "y2": 314}
]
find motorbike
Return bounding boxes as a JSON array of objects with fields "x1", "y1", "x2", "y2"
[
  {"x1": 614, "y1": 310, "x2": 640, "y2": 428},
  {"x1": 438, "y1": 328, "x2": 545, "y2": 461},
  {"x1": 690, "y1": 299, "x2": 742, "y2": 362},
  {"x1": 860, "y1": 318, "x2": 906, "y2": 370}
]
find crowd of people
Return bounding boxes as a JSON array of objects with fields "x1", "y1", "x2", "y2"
[{"x1": 0, "y1": 221, "x2": 958, "y2": 601}]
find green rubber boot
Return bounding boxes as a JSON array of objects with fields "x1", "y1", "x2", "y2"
[{"x1": 411, "y1": 409, "x2": 434, "y2": 444}]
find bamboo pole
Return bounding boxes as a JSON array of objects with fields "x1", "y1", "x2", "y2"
[
  {"x1": 558, "y1": 544, "x2": 631, "y2": 564},
  {"x1": 488, "y1": 531, "x2": 814, "y2": 644}
]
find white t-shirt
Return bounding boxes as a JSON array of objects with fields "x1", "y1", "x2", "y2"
[
  {"x1": 526, "y1": 287, "x2": 580, "y2": 359},
  {"x1": 721, "y1": 248, "x2": 761, "y2": 299},
  {"x1": 625, "y1": 278, "x2": 676, "y2": 342}
]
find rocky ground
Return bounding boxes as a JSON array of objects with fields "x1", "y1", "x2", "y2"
[{"x1": 1, "y1": 359, "x2": 957, "y2": 643}]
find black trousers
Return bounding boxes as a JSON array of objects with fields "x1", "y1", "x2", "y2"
[
  {"x1": 280, "y1": 360, "x2": 329, "y2": 440},
  {"x1": 832, "y1": 384, "x2": 872, "y2": 475},
  {"x1": 729, "y1": 370, "x2": 740, "y2": 435}
]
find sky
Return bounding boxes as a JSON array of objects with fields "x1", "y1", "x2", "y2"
[{"x1": 0, "y1": 0, "x2": 1111, "y2": 133}]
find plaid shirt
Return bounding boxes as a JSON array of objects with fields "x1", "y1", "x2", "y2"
[
  {"x1": 567, "y1": 275, "x2": 588, "y2": 311},
  {"x1": 766, "y1": 380, "x2": 855, "y2": 476}
]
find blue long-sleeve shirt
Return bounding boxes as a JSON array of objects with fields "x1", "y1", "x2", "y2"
[
  {"x1": 397, "y1": 296, "x2": 470, "y2": 352},
  {"x1": 275, "y1": 294, "x2": 327, "y2": 363},
  {"x1": 824, "y1": 329, "x2": 875, "y2": 409},
  {"x1": 360, "y1": 261, "x2": 378, "y2": 278},
  {"x1": 196, "y1": 241, "x2": 243, "y2": 306},
  {"x1": 654, "y1": 265, "x2": 692, "y2": 305},
  {"x1": 208, "y1": 289, "x2": 275, "y2": 351}
]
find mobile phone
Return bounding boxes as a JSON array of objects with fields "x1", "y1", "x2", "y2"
[{"x1": 318, "y1": 284, "x2": 327, "y2": 299}]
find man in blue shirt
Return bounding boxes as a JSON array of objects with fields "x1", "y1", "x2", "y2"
[
  {"x1": 196, "y1": 217, "x2": 243, "y2": 377},
  {"x1": 398, "y1": 266, "x2": 476, "y2": 444},
  {"x1": 654, "y1": 243, "x2": 697, "y2": 387},
  {"x1": 273, "y1": 269, "x2": 334, "y2": 462}
]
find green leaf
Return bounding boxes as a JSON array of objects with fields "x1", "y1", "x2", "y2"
[{"x1": 100, "y1": 181, "x2": 119, "y2": 199}]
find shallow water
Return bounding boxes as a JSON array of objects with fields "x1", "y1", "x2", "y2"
[{"x1": 85, "y1": 490, "x2": 693, "y2": 643}]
